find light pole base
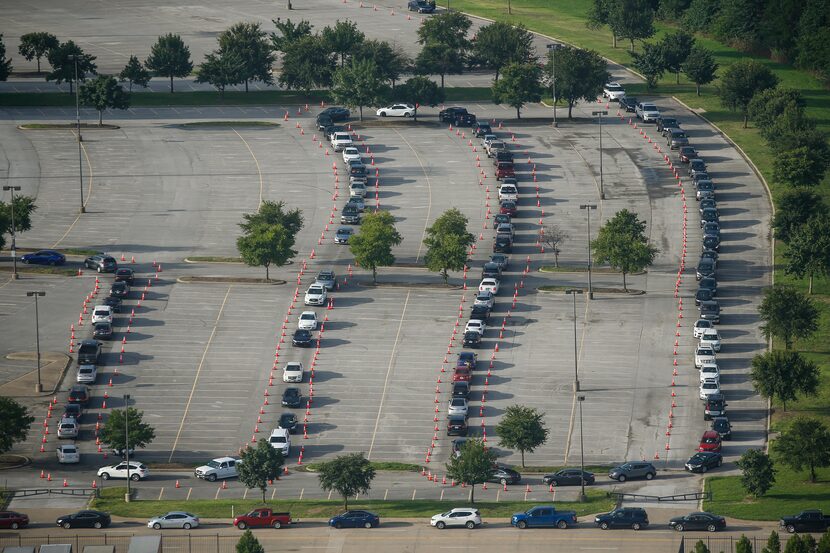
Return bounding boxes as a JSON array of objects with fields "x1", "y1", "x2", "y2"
[
  {"x1": 588, "y1": 291, "x2": 594, "y2": 300},
  {"x1": 34, "y1": 382, "x2": 43, "y2": 393},
  {"x1": 573, "y1": 380, "x2": 580, "y2": 392},
  {"x1": 79, "y1": 206, "x2": 86, "y2": 214},
  {"x1": 552, "y1": 121, "x2": 558, "y2": 128},
  {"x1": 12, "y1": 273, "x2": 19, "y2": 280},
  {"x1": 578, "y1": 491, "x2": 587, "y2": 502},
  {"x1": 124, "y1": 492, "x2": 132, "y2": 503},
  {"x1": 600, "y1": 193, "x2": 605, "y2": 200}
]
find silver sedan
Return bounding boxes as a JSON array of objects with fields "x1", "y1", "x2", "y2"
[{"x1": 147, "y1": 512, "x2": 200, "y2": 530}]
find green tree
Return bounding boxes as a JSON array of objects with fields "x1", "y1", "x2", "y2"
[
  {"x1": 79, "y1": 75, "x2": 130, "y2": 126},
  {"x1": 99, "y1": 407, "x2": 156, "y2": 452},
  {"x1": 657, "y1": 0, "x2": 692, "y2": 20},
  {"x1": 218, "y1": 22, "x2": 275, "y2": 92},
  {"x1": 802, "y1": 535, "x2": 818, "y2": 553},
  {"x1": 0, "y1": 35, "x2": 11, "y2": 81},
  {"x1": 750, "y1": 350, "x2": 820, "y2": 410},
  {"x1": 795, "y1": 213, "x2": 830, "y2": 267},
  {"x1": 415, "y1": 42, "x2": 465, "y2": 89},
  {"x1": 423, "y1": 208, "x2": 475, "y2": 284},
  {"x1": 331, "y1": 58, "x2": 389, "y2": 121},
  {"x1": 737, "y1": 535, "x2": 754, "y2": 553},
  {"x1": 270, "y1": 18, "x2": 313, "y2": 52},
  {"x1": 817, "y1": 529, "x2": 830, "y2": 553},
  {"x1": 682, "y1": 45, "x2": 718, "y2": 96},
  {"x1": 719, "y1": 59, "x2": 779, "y2": 127},
  {"x1": 758, "y1": 285, "x2": 820, "y2": 347},
  {"x1": 794, "y1": 1, "x2": 830, "y2": 82},
  {"x1": 322, "y1": 20, "x2": 365, "y2": 68},
  {"x1": 586, "y1": 0, "x2": 618, "y2": 47},
  {"x1": 398, "y1": 76, "x2": 445, "y2": 121},
  {"x1": 609, "y1": 0, "x2": 656, "y2": 52},
  {"x1": 238, "y1": 438, "x2": 284, "y2": 503},
  {"x1": 491, "y1": 61, "x2": 543, "y2": 118},
  {"x1": 118, "y1": 55, "x2": 151, "y2": 92},
  {"x1": 317, "y1": 452, "x2": 376, "y2": 509},
  {"x1": 764, "y1": 530, "x2": 782, "y2": 553},
  {"x1": 18, "y1": 32, "x2": 59, "y2": 73},
  {"x1": 237, "y1": 223, "x2": 296, "y2": 281},
  {"x1": 681, "y1": 0, "x2": 721, "y2": 33},
  {"x1": 694, "y1": 540, "x2": 711, "y2": 553},
  {"x1": 240, "y1": 200, "x2": 304, "y2": 236},
  {"x1": 444, "y1": 438, "x2": 497, "y2": 503},
  {"x1": 631, "y1": 42, "x2": 665, "y2": 89},
  {"x1": 736, "y1": 449, "x2": 776, "y2": 498},
  {"x1": 713, "y1": 0, "x2": 765, "y2": 51},
  {"x1": 0, "y1": 397, "x2": 35, "y2": 455},
  {"x1": 591, "y1": 209, "x2": 659, "y2": 291},
  {"x1": 660, "y1": 30, "x2": 694, "y2": 83},
  {"x1": 759, "y1": 0, "x2": 803, "y2": 60},
  {"x1": 748, "y1": 87, "x2": 806, "y2": 138},
  {"x1": 767, "y1": 107, "x2": 819, "y2": 148},
  {"x1": 553, "y1": 46, "x2": 609, "y2": 118},
  {"x1": 353, "y1": 39, "x2": 410, "y2": 89},
  {"x1": 773, "y1": 417, "x2": 830, "y2": 482},
  {"x1": 1, "y1": 194, "x2": 37, "y2": 234},
  {"x1": 417, "y1": 11, "x2": 472, "y2": 51},
  {"x1": 785, "y1": 535, "x2": 807, "y2": 553},
  {"x1": 494, "y1": 405, "x2": 549, "y2": 468},
  {"x1": 279, "y1": 34, "x2": 336, "y2": 95},
  {"x1": 145, "y1": 33, "x2": 193, "y2": 93},
  {"x1": 195, "y1": 49, "x2": 245, "y2": 97},
  {"x1": 773, "y1": 189, "x2": 828, "y2": 244},
  {"x1": 46, "y1": 41, "x2": 97, "y2": 93},
  {"x1": 774, "y1": 144, "x2": 830, "y2": 189},
  {"x1": 349, "y1": 211, "x2": 402, "y2": 284},
  {"x1": 471, "y1": 21, "x2": 535, "y2": 81},
  {"x1": 236, "y1": 529, "x2": 265, "y2": 553}
]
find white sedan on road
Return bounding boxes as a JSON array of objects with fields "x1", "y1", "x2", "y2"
[
  {"x1": 465, "y1": 319, "x2": 487, "y2": 335},
  {"x1": 91, "y1": 305, "x2": 113, "y2": 325},
  {"x1": 694, "y1": 346, "x2": 716, "y2": 369},
  {"x1": 699, "y1": 329, "x2": 721, "y2": 352},
  {"x1": 694, "y1": 319, "x2": 714, "y2": 339},
  {"x1": 298, "y1": 311, "x2": 318, "y2": 331},
  {"x1": 376, "y1": 104, "x2": 415, "y2": 117},
  {"x1": 699, "y1": 363, "x2": 719, "y2": 382},
  {"x1": 699, "y1": 378, "x2": 721, "y2": 400},
  {"x1": 342, "y1": 147, "x2": 362, "y2": 163},
  {"x1": 478, "y1": 278, "x2": 500, "y2": 294},
  {"x1": 304, "y1": 284, "x2": 327, "y2": 306},
  {"x1": 282, "y1": 362, "x2": 304, "y2": 383}
]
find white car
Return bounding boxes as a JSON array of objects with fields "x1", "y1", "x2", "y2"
[
  {"x1": 431, "y1": 507, "x2": 482, "y2": 529},
  {"x1": 76, "y1": 364, "x2": 97, "y2": 384},
  {"x1": 268, "y1": 428, "x2": 291, "y2": 456},
  {"x1": 694, "y1": 346, "x2": 716, "y2": 368},
  {"x1": 298, "y1": 311, "x2": 318, "y2": 331},
  {"x1": 304, "y1": 284, "x2": 327, "y2": 306},
  {"x1": 282, "y1": 361, "x2": 304, "y2": 383},
  {"x1": 448, "y1": 397, "x2": 468, "y2": 417},
  {"x1": 376, "y1": 103, "x2": 415, "y2": 117},
  {"x1": 147, "y1": 512, "x2": 200, "y2": 530},
  {"x1": 478, "y1": 278, "x2": 500, "y2": 294},
  {"x1": 473, "y1": 291, "x2": 495, "y2": 309},
  {"x1": 699, "y1": 378, "x2": 721, "y2": 400},
  {"x1": 496, "y1": 223, "x2": 515, "y2": 238},
  {"x1": 349, "y1": 181, "x2": 367, "y2": 198},
  {"x1": 56, "y1": 444, "x2": 80, "y2": 464},
  {"x1": 194, "y1": 457, "x2": 241, "y2": 481},
  {"x1": 342, "y1": 146, "x2": 361, "y2": 163},
  {"x1": 465, "y1": 319, "x2": 487, "y2": 335},
  {"x1": 331, "y1": 132, "x2": 353, "y2": 152},
  {"x1": 57, "y1": 419, "x2": 79, "y2": 439},
  {"x1": 699, "y1": 362, "x2": 720, "y2": 382},
  {"x1": 603, "y1": 82, "x2": 626, "y2": 101},
  {"x1": 98, "y1": 461, "x2": 149, "y2": 481},
  {"x1": 699, "y1": 329, "x2": 721, "y2": 352},
  {"x1": 482, "y1": 134, "x2": 499, "y2": 146},
  {"x1": 694, "y1": 319, "x2": 714, "y2": 339},
  {"x1": 91, "y1": 305, "x2": 113, "y2": 324},
  {"x1": 498, "y1": 184, "x2": 518, "y2": 201}
]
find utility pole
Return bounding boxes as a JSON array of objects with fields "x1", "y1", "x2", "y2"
[
  {"x1": 565, "y1": 288, "x2": 583, "y2": 392},
  {"x1": 579, "y1": 204, "x2": 597, "y2": 299},
  {"x1": 124, "y1": 394, "x2": 132, "y2": 502},
  {"x1": 3, "y1": 185, "x2": 21, "y2": 279},
  {"x1": 591, "y1": 110, "x2": 608, "y2": 200},
  {"x1": 26, "y1": 291, "x2": 46, "y2": 392},
  {"x1": 67, "y1": 54, "x2": 85, "y2": 213}
]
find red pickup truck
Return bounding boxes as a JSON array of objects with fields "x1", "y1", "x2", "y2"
[
  {"x1": 233, "y1": 508, "x2": 293, "y2": 529},
  {"x1": 495, "y1": 162, "x2": 515, "y2": 180}
]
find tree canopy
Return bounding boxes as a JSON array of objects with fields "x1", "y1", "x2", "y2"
[
  {"x1": 99, "y1": 407, "x2": 156, "y2": 452},
  {"x1": 18, "y1": 32, "x2": 59, "y2": 73},
  {"x1": 119, "y1": 55, "x2": 151, "y2": 92},
  {"x1": 444, "y1": 438, "x2": 497, "y2": 503},
  {"x1": 783, "y1": 216, "x2": 830, "y2": 294},
  {"x1": 322, "y1": 20, "x2": 365, "y2": 67},
  {"x1": 772, "y1": 188, "x2": 828, "y2": 244},
  {"x1": 423, "y1": 208, "x2": 475, "y2": 284},
  {"x1": 353, "y1": 39, "x2": 411, "y2": 88},
  {"x1": 196, "y1": 49, "x2": 245, "y2": 96},
  {"x1": 316, "y1": 452, "x2": 376, "y2": 509},
  {"x1": 631, "y1": 42, "x2": 665, "y2": 89},
  {"x1": 660, "y1": 30, "x2": 695, "y2": 84},
  {"x1": 218, "y1": 22, "x2": 275, "y2": 91},
  {"x1": 491, "y1": 62, "x2": 544, "y2": 118},
  {"x1": 79, "y1": 75, "x2": 130, "y2": 126},
  {"x1": 552, "y1": 47, "x2": 609, "y2": 118},
  {"x1": 270, "y1": 18, "x2": 313, "y2": 53},
  {"x1": 718, "y1": 59, "x2": 779, "y2": 127},
  {"x1": 772, "y1": 417, "x2": 830, "y2": 482},
  {"x1": 279, "y1": 34, "x2": 335, "y2": 94},
  {"x1": 682, "y1": 45, "x2": 718, "y2": 96},
  {"x1": 757, "y1": 284, "x2": 819, "y2": 348},
  {"x1": 0, "y1": 35, "x2": 11, "y2": 81},
  {"x1": 397, "y1": 76, "x2": 445, "y2": 121},
  {"x1": 736, "y1": 449, "x2": 776, "y2": 498},
  {"x1": 494, "y1": 405, "x2": 549, "y2": 467},
  {"x1": 591, "y1": 209, "x2": 659, "y2": 291},
  {"x1": 331, "y1": 58, "x2": 389, "y2": 120},
  {"x1": 349, "y1": 211, "x2": 402, "y2": 284},
  {"x1": 0, "y1": 397, "x2": 35, "y2": 455},
  {"x1": 236, "y1": 529, "x2": 265, "y2": 553},
  {"x1": 145, "y1": 33, "x2": 193, "y2": 93},
  {"x1": 750, "y1": 350, "x2": 820, "y2": 411},
  {"x1": 238, "y1": 438, "x2": 284, "y2": 503},
  {"x1": 608, "y1": 0, "x2": 656, "y2": 51},
  {"x1": 46, "y1": 41, "x2": 97, "y2": 93},
  {"x1": 237, "y1": 200, "x2": 303, "y2": 281},
  {"x1": 471, "y1": 21, "x2": 536, "y2": 81}
]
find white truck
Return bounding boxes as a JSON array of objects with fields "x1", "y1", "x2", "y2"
[
  {"x1": 635, "y1": 102, "x2": 661, "y2": 123},
  {"x1": 331, "y1": 132, "x2": 353, "y2": 152},
  {"x1": 194, "y1": 457, "x2": 241, "y2": 481}
]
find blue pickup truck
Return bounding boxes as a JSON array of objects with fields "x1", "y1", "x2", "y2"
[{"x1": 511, "y1": 505, "x2": 578, "y2": 529}]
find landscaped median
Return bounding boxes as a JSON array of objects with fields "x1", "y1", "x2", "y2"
[{"x1": 91, "y1": 487, "x2": 615, "y2": 520}]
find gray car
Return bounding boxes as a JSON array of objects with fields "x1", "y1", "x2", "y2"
[
  {"x1": 666, "y1": 128, "x2": 689, "y2": 149},
  {"x1": 696, "y1": 180, "x2": 715, "y2": 201},
  {"x1": 689, "y1": 158, "x2": 707, "y2": 177},
  {"x1": 608, "y1": 462, "x2": 656, "y2": 482},
  {"x1": 699, "y1": 300, "x2": 721, "y2": 323},
  {"x1": 696, "y1": 257, "x2": 716, "y2": 280},
  {"x1": 147, "y1": 512, "x2": 200, "y2": 530},
  {"x1": 315, "y1": 270, "x2": 337, "y2": 291}
]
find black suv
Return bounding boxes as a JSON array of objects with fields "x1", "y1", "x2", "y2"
[
  {"x1": 463, "y1": 331, "x2": 481, "y2": 348},
  {"x1": 493, "y1": 235, "x2": 512, "y2": 253},
  {"x1": 439, "y1": 107, "x2": 468, "y2": 123},
  {"x1": 711, "y1": 416, "x2": 732, "y2": 440},
  {"x1": 447, "y1": 415, "x2": 468, "y2": 436},
  {"x1": 594, "y1": 508, "x2": 649, "y2": 530},
  {"x1": 278, "y1": 412, "x2": 298, "y2": 434},
  {"x1": 620, "y1": 96, "x2": 638, "y2": 113},
  {"x1": 482, "y1": 262, "x2": 502, "y2": 280},
  {"x1": 452, "y1": 381, "x2": 470, "y2": 399},
  {"x1": 84, "y1": 255, "x2": 117, "y2": 273},
  {"x1": 77, "y1": 340, "x2": 102, "y2": 365},
  {"x1": 608, "y1": 461, "x2": 656, "y2": 482},
  {"x1": 340, "y1": 205, "x2": 361, "y2": 225},
  {"x1": 704, "y1": 393, "x2": 727, "y2": 420},
  {"x1": 473, "y1": 122, "x2": 492, "y2": 137},
  {"x1": 407, "y1": 0, "x2": 435, "y2": 13}
]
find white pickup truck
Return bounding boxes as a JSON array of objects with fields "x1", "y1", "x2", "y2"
[
  {"x1": 635, "y1": 102, "x2": 661, "y2": 123},
  {"x1": 194, "y1": 457, "x2": 242, "y2": 481},
  {"x1": 331, "y1": 132, "x2": 353, "y2": 152}
]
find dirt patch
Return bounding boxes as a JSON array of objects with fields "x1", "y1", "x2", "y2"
[
  {"x1": 178, "y1": 276, "x2": 287, "y2": 285},
  {"x1": 18, "y1": 123, "x2": 120, "y2": 130},
  {"x1": 538, "y1": 285, "x2": 645, "y2": 295},
  {"x1": 0, "y1": 454, "x2": 30, "y2": 470}
]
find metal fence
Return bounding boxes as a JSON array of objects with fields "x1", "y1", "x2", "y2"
[
  {"x1": 681, "y1": 534, "x2": 800, "y2": 553},
  {"x1": 0, "y1": 534, "x2": 239, "y2": 553}
]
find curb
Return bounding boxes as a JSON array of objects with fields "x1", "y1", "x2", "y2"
[{"x1": 176, "y1": 277, "x2": 287, "y2": 285}]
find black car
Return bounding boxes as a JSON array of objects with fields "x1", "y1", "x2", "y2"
[
  {"x1": 77, "y1": 340, "x2": 101, "y2": 365},
  {"x1": 93, "y1": 322, "x2": 113, "y2": 340},
  {"x1": 110, "y1": 281, "x2": 129, "y2": 298},
  {"x1": 699, "y1": 198, "x2": 717, "y2": 215},
  {"x1": 56, "y1": 510, "x2": 111, "y2": 529},
  {"x1": 407, "y1": 0, "x2": 435, "y2": 12},
  {"x1": 704, "y1": 393, "x2": 727, "y2": 420},
  {"x1": 696, "y1": 180, "x2": 715, "y2": 201},
  {"x1": 282, "y1": 387, "x2": 302, "y2": 408},
  {"x1": 493, "y1": 235, "x2": 512, "y2": 253},
  {"x1": 462, "y1": 331, "x2": 482, "y2": 348},
  {"x1": 470, "y1": 304, "x2": 491, "y2": 322},
  {"x1": 63, "y1": 403, "x2": 82, "y2": 420},
  {"x1": 474, "y1": 122, "x2": 492, "y2": 137},
  {"x1": 700, "y1": 208, "x2": 719, "y2": 227},
  {"x1": 689, "y1": 158, "x2": 707, "y2": 177},
  {"x1": 68, "y1": 384, "x2": 90, "y2": 405},
  {"x1": 320, "y1": 106, "x2": 350, "y2": 121},
  {"x1": 439, "y1": 106, "x2": 468, "y2": 123},
  {"x1": 452, "y1": 381, "x2": 470, "y2": 399},
  {"x1": 488, "y1": 465, "x2": 521, "y2": 485},
  {"x1": 702, "y1": 235, "x2": 720, "y2": 253},
  {"x1": 102, "y1": 296, "x2": 122, "y2": 313},
  {"x1": 490, "y1": 254, "x2": 509, "y2": 271},
  {"x1": 340, "y1": 205, "x2": 361, "y2": 225},
  {"x1": 696, "y1": 257, "x2": 716, "y2": 280},
  {"x1": 702, "y1": 222, "x2": 720, "y2": 239},
  {"x1": 482, "y1": 262, "x2": 502, "y2": 279},
  {"x1": 695, "y1": 288, "x2": 714, "y2": 306},
  {"x1": 493, "y1": 150, "x2": 514, "y2": 164},
  {"x1": 292, "y1": 329, "x2": 313, "y2": 347},
  {"x1": 711, "y1": 416, "x2": 732, "y2": 440},
  {"x1": 84, "y1": 255, "x2": 117, "y2": 273},
  {"x1": 594, "y1": 507, "x2": 649, "y2": 530},
  {"x1": 620, "y1": 96, "x2": 638, "y2": 113},
  {"x1": 316, "y1": 114, "x2": 334, "y2": 131},
  {"x1": 447, "y1": 415, "x2": 468, "y2": 436},
  {"x1": 699, "y1": 300, "x2": 720, "y2": 323},
  {"x1": 698, "y1": 277, "x2": 718, "y2": 296},
  {"x1": 278, "y1": 412, "x2": 299, "y2": 434},
  {"x1": 543, "y1": 469, "x2": 595, "y2": 486},
  {"x1": 493, "y1": 213, "x2": 511, "y2": 228},
  {"x1": 114, "y1": 268, "x2": 135, "y2": 284},
  {"x1": 669, "y1": 512, "x2": 726, "y2": 532},
  {"x1": 684, "y1": 451, "x2": 723, "y2": 473},
  {"x1": 657, "y1": 117, "x2": 680, "y2": 134}
]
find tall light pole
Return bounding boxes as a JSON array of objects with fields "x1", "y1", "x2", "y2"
[
  {"x1": 577, "y1": 394, "x2": 587, "y2": 502},
  {"x1": 591, "y1": 110, "x2": 608, "y2": 200},
  {"x1": 3, "y1": 185, "x2": 21, "y2": 279},
  {"x1": 26, "y1": 291, "x2": 45, "y2": 393},
  {"x1": 67, "y1": 54, "x2": 85, "y2": 214},
  {"x1": 546, "y1": 43, "x2": 562, "y2": 128},
  {"x1": 565, "y1": 289, "x2": 583, "y2": 392},
  {"x1": 579, "y1": 204, "x2": 597, "y2": 300},
  {"x1": 124, "y1": 394, "x2": 132, "y2": 503}
]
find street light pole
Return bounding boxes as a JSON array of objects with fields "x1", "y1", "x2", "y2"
[
  {"x1": 579, "y1": 204, "x2": 597, "y2": 300},
  {"x1": 3, "y1": 185, "x2": 21, "y2": 279},
  {"x1": 591, "y1": 111, "x2": 608, "y2": 200},
  {"x1": 26, "y1": 291, "x2": 45, "y2": 393},
  {"x1": 546, "y1": 43, "x2": 561, "y2": 127},
  {"x1": 67, "y1": 54, "x2": 85, "y2": 214},
  {"x1": 577, "y1": 394, "x2": 587, "y2": 502},
  {"x1": 565, "y1": 289, "x2": 583, "y2": 392},
  {"x1": 124, "y1": 394, "x2": 132, "y2": 503}
]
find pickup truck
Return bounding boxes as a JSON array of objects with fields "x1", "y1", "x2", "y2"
[
  {"x1": 512, "y1": 505, "x2": 578, "y2": 529},
  {"x1": 194, "y1": 456, "x2": 241, "y2": 481},
  {"x1": 234, "y1": 508, "x2": 293, "y2": 530},
  {"x1": 779, "y1": 510, "x2": 830, "y2": 533}
]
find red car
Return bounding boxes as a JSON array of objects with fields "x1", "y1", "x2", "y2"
[
  {"x1": 698, "y1": 430, "x2": 722, "y2": 452},
  {"x1": 499, "y1": 201, "x2": 517, "y2": 216},
  {"x1": 452, "y1": 366, "x2": 471, "y2": 382},
  {"x1": 495, "y1": 162, "x2": 515, "y2": 180},
  {"x1": 0, "y1": 511, "x2": 29, "y2": 529}
]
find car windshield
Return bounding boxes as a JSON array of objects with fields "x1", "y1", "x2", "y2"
[
  {"x1": 207, "y1": 460, "x2": 221, "y2": 469},
  {"x1": 643, "y1": 104, "x2": 657, "y2": 110},
  {"x1": 606, "y1": 84, "x2": 623, "y2": 91}
]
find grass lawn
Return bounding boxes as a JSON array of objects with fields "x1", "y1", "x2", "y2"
[
  {"x1": 91, "y1": 487, "x2": 615, "y2": 519},
  {"x1": 703, "y1": 467, "x2": 830, "y2": 520},
  {"x1": 301, "y1": 461, "x2": 422, "y2": 472}
]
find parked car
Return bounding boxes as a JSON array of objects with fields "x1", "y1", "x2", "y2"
[
  {"x1": 93, "y1": 322, "x2": 113, "y2": 340},
  {"x1": 694, "y1": 318, "x2": 715, "y2": 339},
  {"x1": 474, "y1": 122, "x2": 492, "y2": 137},
  {"x1": 148, "y1": 512, "x2": 200, "y2": 530},
  {"x1": 292, "y1": 329, "x2": 313, "y2": 347},
  {"x1": 84, "y1": 254, "x2": 117, "y2": 273},
  {"x1": 478, "y1": 278, "x2": 500, "y2": 294},
  {"x1": 493, "y1": 235, "x2": 513, "y2": 253},
  {"x1": 315, "y1": 270, "x2": 336, "y2": 290},
  {"x1": 780, "y1": 510, "x2": 830, "y2": 534},
  {"x1": 689, "y1": 158, "x2": 707, "y2": 177},
  {"x1": 543, "y1": 469, "x2": 595, "y2": 486},
  {"x1": 685, "y1": 451, "x2": 723, "y2": 473},
  {"x1": 282, "y1": 361, "x2": 304, "y2": 383},
  {"x1": 57, "y1": 418, "x2": 79, "y2": 439},
  {"x1": 56, "y1": 510, "x2": 111, "y2": 529},
  {"x1": 268, "y1": 428, "x2": 291, "y2": 456},
  {"x1": 452, "y1": 381, "x2": 470, "y2": 398},
  {"x1": 304, "y1": 284, "x2": 327, "y2": 306},
  {"x1": 695, "y1": 345, "x2": 716, "y2": 368},
  {"x1": 704, "y1": 393, "x2": 727, "y2": 420},
  {"x1": 234, "y1": 508, "x2": 292, "y2": 530},
  {"x1": 91, "y1": 305, "x2": 113, "y2": 325},
  {"x1": 297, "y1": 312, "x2": 318, "y2": 331},
  {"x1": 679, "y1": 146, "x2": 698, "y2": 163},
  {"x1": 635, "y1": 102, "x2": 660, "y2": 122},
  {"x1": 114, "y1": 268, "x2": 135, "y2": 284},
  {"x1": 594, "y1": 507, "x2": 649, "y2": 530},
  {"x1": 490, "y1": 254, "x2": 509, "y2": 270},
  {"x1": 21, "y1": 250, "x2": 66, "y2": 265},
  {"x1": 439, "y1": 107, "x2": 469, "y2": 123},
  {"x1": 447, "y1": 414, "x2": 468, "y2": 435},
  {"x1": 657, "y1": 117, "x2": 680, "y2": 134},
  {"x1": 699, "y1": 300, "x2": 721, "y2": 323},
  {"x1": 699, "y1": 329, "x2": 721, "y2": 351},
  {"x1": 511, "y1": 505, "x2": 577, "y2": 529},
  {"x1": 98, "y1": 461, "x2": 149, "y2": 481},
  {"x1": 76, "y1": 363, "x2": 97, "y2": 384},
  {"x1": 431, "y1": 507, "x2": 481, "y2": 529},
  {"x1": 468, "y1": 303, "x2": 491, "y2": 321},
  {"x1": 462, "y1": 331, "x2": 482, "y2": 348},
  {"x1": 329, "y1": 510, "x2": 380, "y2": 529},
  {"x1": 448, "y1": 397, "x2": 468, "y2": 417},
  {"x1": 699, "y1": 377, "x2": 721, "y2": 400},
  {"x1": 608, "y1": 462, "x2": 656, "y2": 482},
  {"x1": 620, "y1": 96, "x2": 638, "y2": 112},
  {"x1": 376, "y1": 104, "x2": 415, "y2": 117},
  {"x1": 335, "y1": 226, "x2": 354, "y2": 243},
  {"x1": 340, "y1": 205, "x2": 361, "y2": 225},
  {"x1": 696, "y1": 257, "x2": 716, "y2": 280},
  {"x1": 319, "y1": 106, "x2": 350, "y2": 121},
  {"x1": 278, "y1": 412, "x2": 299, "y2": 434},
  {"x1": 67, "y1": 384, "x2": 90, "y2": 405},
  {"x1": 670, "y1": 512, "x2": 726, "y2": 532},
  {"x1": 452, "y1": 366, "x2": 471, "y2": 382},
  {"x1": 342, "y1": 146, "x2": 361, "y2": 163},
  {"x1": 666, "y1": 128, "x2": 689, "y2": 149}
]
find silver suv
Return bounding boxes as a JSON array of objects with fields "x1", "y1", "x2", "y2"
[{"x1": 608, "y1": 462, "x2": 657, "y2": 482}]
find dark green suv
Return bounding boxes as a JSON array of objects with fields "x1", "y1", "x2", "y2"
[{"x1": 594, "y1": 507, "x2": 649, "y2": 530}]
